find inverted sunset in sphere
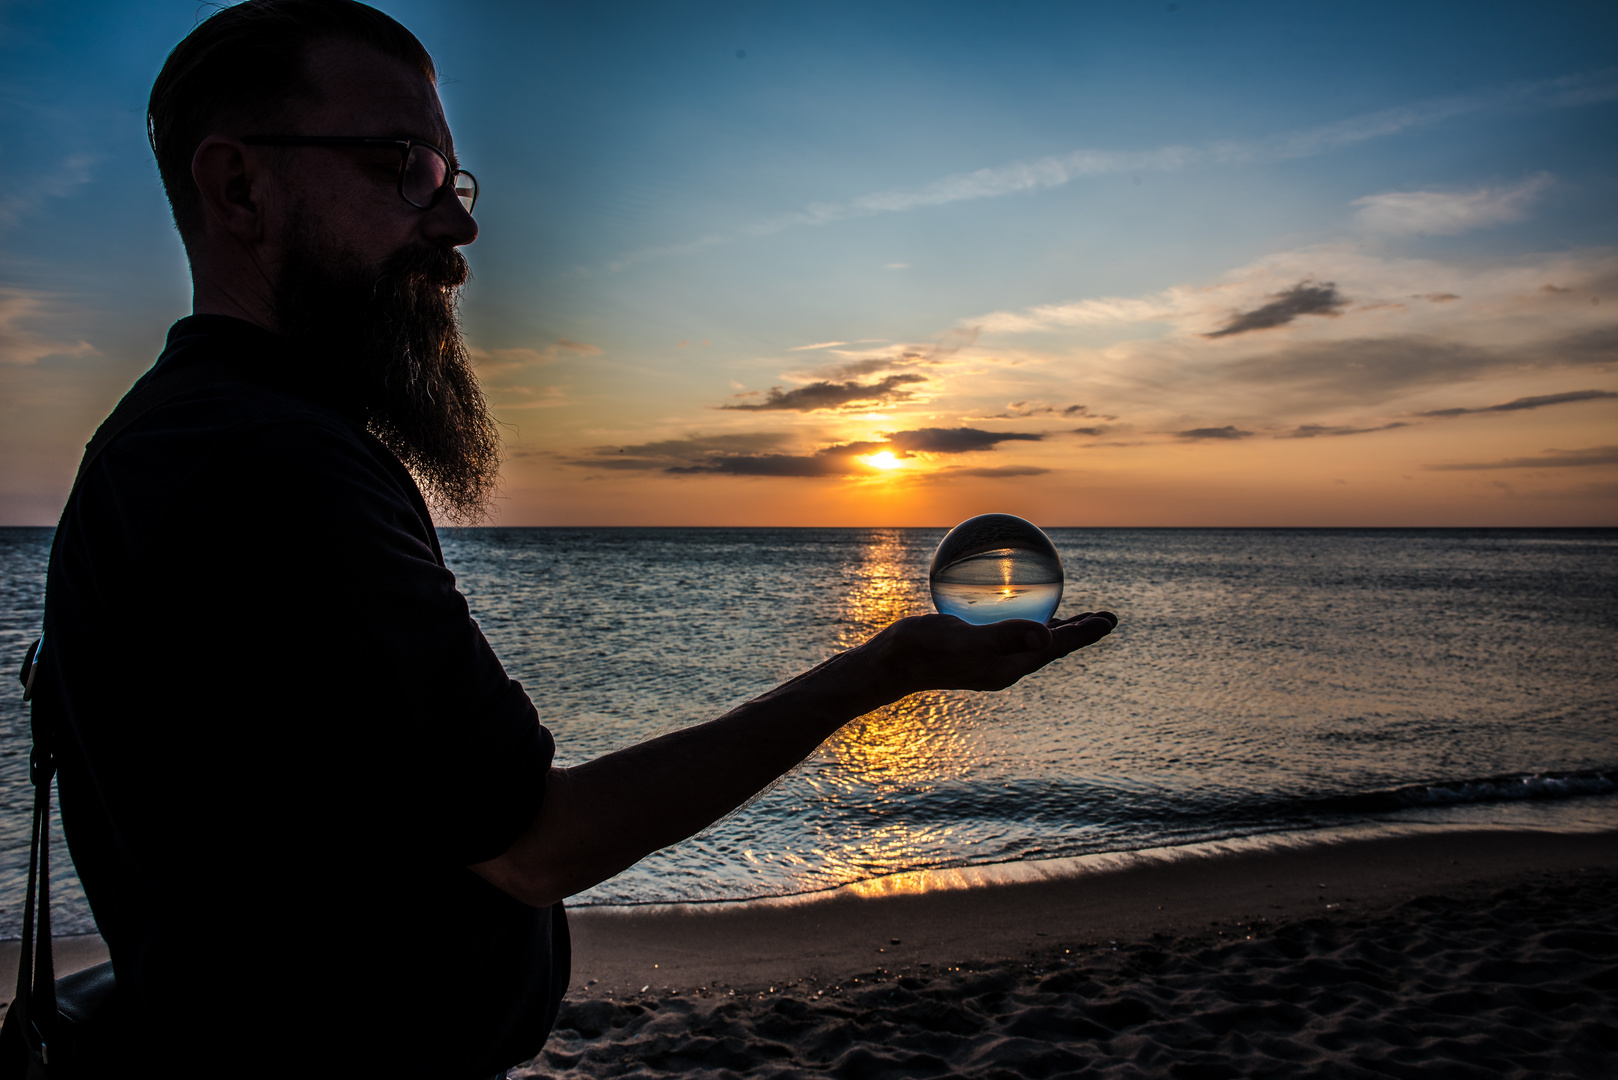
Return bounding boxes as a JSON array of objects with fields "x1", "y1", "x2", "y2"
[{"x1": 929, "y1": 514, "x2": 1065, "y2": 626}]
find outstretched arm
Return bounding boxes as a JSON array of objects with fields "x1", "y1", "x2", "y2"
[{"x1": 469, "y1": 611, "x2": 1117, "y2": 908}]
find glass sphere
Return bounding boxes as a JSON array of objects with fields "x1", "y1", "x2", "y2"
[{"x1": 929, "y1": 514, "x2": 1064, "y2": 625}]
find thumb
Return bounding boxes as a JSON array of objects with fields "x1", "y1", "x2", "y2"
[{"x1": 987, "y1": 619, "x2": 1052, "y2": 654}]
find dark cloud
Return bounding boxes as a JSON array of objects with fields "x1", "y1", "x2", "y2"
[
  {"x1": 1419, "y1": 388, "x2": 1617, "y2": 417},
  {"x1": 1426, "y1": 445, "x2": 1618, "y2": 471},
  {"x1": 1177, "y1": 426, "x2": 1254, "y2": 440},
  {"x1": 1204, "y1": 281, "x2": 1347, "y2": 339},
  {"x1": 564, "y1": 431, "x2": 794, "y2": 472},
  {"x1": 719, "y1": 373, "x2": 927, "y2": 412},
  {"x1": 614, "y1": 433, "x2": 792, "y2": 457},
  {"x1": 1061, "y1": 404, "x2": 1090, "y2": 416},
  {"x1": 1069, "y1": 426, "x2": 1112, "y2": 437},
  {"x1": 566, "y1": 427, "x2": 1043, "y2": 479},
  {"x1": 885, "y1": 427, "x2": 1044, "y2": 453},
  {"x1": 669, "y1": 454, "x2": 847, "y2": 477},
  {"x1": 1282, "y1": 422, "x2": 1409, "y2": 438}
]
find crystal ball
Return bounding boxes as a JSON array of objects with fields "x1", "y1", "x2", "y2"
[{"x1": 929, "y1": 514, "x2": 1065, "y2": 626}]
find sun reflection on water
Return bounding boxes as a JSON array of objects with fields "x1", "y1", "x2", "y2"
[{"x1": 803, "y1": 530, "x2": 992, "y2": 886}]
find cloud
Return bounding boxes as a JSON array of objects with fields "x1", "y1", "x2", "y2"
[
  {"x1": 1353, "y1": 174, "x2": 1552, "y2": 236},
  {"x1": 1281, "y1": 422, "x2": 1409, "y2": 438},
  {"x1": 565, "y1": 426, "x2": 1043, "y2": 479},
  {"x1": 968, "y1": 400, "x2": 1088, "y2": 419},
  {"x1": 1221, "y1": 336, "x2": 1499, "y2": 401},
  {"x1": 0, "y1": 153, "x2": 96, "y2": 228},
  {"x1": 1418, "y1": 388, "x2": 1617, "y2": 417},
  {"x1": 1177, "y1": 426, "x2": 1254, "y2": 440},
  {"x1": 0, "y1": 289, "x2": 98, "y2": 365},
  {"x1": 884, "y1": 427, "x2": 1044, "y2": 453},
  {"x1": 473, "y1": 339, "x2": 601, "y2": 373},
  {"x1": 1203, "y1": 281, "x2": 1347, "y2": 338},
  {"x1": 1426, "y1": 445, "x2": 1618, "y2": 470},
  {"x1": 1069, "y1": 426, "x2": 1112, "y2": 437},
  {"x1": 953, "y1": 466, "x2": 1051, "y2": 478},
  {"x1": 606, "y1": 69, "x2": 1617, "y2": 269},
  {"x1": 788, "y1": 341, "x2": 848, "y2": 351},
  {"x1": 719, "y1": 373, "x2": 928, "y2": 412}
]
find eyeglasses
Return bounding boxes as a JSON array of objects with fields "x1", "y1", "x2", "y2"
[{"x1": 241, "y1": 135, "x2": 478, "y2": 213}]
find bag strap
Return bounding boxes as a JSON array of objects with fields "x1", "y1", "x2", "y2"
[{"x1": 12, "y1": 358, "x2": 251, "y2": 1067}]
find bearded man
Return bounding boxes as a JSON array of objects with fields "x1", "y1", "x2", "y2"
[{"x1": 31, "y1": 2, "x2": 1115, "y2": 1077}]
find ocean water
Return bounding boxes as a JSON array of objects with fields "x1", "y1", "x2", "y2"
[{"x1": 1, "y1": 527, "x2": 1615, "y2": 935}]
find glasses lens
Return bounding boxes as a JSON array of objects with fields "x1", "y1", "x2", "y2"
[
  {"x1": 453, "y1": 171, "x2": 478, "y2": 214},
  {"x1": 401, "y1": 143, "x2": 450, "y2": 208}
]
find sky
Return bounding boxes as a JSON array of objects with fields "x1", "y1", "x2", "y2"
[{"x1": 2, "y1": 0, "x2": 1616, "y2": 527}]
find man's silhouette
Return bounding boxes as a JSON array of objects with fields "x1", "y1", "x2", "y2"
[{"x1": 35, "y1": 2, "x2": 1115, "y2": 1076}]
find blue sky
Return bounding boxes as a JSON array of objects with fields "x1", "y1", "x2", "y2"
[{"x1": 3, "y1": 0, "x2": 1615, "y2": 525}]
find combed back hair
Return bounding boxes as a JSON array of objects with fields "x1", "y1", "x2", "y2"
[{"x1": 148, "y1": 0, "x2": 435, "y2": 241}]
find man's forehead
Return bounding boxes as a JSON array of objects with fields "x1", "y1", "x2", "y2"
[{"x1": 298, "y1": 39, "x2": 451, "y2": 149}]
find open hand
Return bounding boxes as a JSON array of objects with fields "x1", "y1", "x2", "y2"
[{"x1": 865, "y1": 609, "x2": 1118, "y2": 695}]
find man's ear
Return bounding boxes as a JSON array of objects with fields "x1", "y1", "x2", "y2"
[{"x1": 191, "y1": 136, "x2": 269, "y2": 244}]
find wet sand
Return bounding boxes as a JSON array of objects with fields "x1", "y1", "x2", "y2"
[
  {"x1": 3, "y1": 828, "x2": 1614, "y2": 1077},
  {"x1": 528, "y1": 828, "x2": 1618, "y2": 1078}
]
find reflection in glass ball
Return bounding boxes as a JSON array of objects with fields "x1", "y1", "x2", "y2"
[{"x1": 929, "y1": 514, "x2": 1064, "y2": 625}]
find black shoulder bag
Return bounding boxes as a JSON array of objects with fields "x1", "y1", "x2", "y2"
[{"x1": 0, "y1": 361, "x2": 246, "y2": 1078}]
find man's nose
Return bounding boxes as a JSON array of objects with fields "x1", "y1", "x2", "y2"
[{"x1": 423, "y1": 189, "x2": 478, "y2": 247}]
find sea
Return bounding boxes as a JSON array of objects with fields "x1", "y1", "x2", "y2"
[{"x1": 1, "y1": 526, "x2": 1615, "y2": 937}]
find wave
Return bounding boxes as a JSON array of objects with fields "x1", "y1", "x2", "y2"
[{"x1": 1302, "y1": 769, "x2": 1618, "y2": 814}]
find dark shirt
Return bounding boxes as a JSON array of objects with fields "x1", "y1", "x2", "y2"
[{"x1": 38, "y1": 315, "x2": 566, "y2": 1078}]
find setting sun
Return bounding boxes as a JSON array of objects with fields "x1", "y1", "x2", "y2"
[{"x1": 864, "y1": 451, "x2": 905, "y2": 471}]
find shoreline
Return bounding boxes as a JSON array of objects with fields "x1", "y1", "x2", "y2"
[
  {"x1": 4, "y1": 824, "x2": 1614, "y2": 1001},
  {"x1": 564, "y1": 825, "x2": 1618, "y2": 997},
  {"x1": 4, "y1": 826, "x2": 1614, "y2": 1076}
]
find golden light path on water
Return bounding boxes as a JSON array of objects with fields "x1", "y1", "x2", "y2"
[{"x1": 804, "y1": 528, "x2": 990, "y2": 891}]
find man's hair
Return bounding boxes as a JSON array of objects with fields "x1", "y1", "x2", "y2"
[{"x1": 148, "y1": 0, "x2": 435, "y2": 241}]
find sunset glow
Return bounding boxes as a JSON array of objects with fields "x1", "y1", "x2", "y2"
[
  {"x1": 864, "y1": 452, "x2": 904, "y2": 472},
  {"x1": 1, "y1": 2, "x2": 1614, "y2": 526}
]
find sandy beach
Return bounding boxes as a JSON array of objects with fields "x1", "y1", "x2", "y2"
[
  {"x1": 3, "y1": 827, "x2": 1613, "y2": 1077},
  {"x1": 537, "y1": 827, "x2": 1618, "y2": 1078}
]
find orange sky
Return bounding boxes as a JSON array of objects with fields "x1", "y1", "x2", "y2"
[{"x1": 3, "y1": 3, "x2": 1616, "y2": 527}]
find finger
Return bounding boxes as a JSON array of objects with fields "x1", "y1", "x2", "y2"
[
  {"x1": 1050, "y1": 614, "x2": 1114, "y2": 656},
  {"x1": 1047, "y1": 609, "x2": 1118, "y2": 629}
]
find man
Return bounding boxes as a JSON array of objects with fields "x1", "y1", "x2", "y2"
[{"x1": 35, "y1": 2, "x2": 1116, "y2": 1076}]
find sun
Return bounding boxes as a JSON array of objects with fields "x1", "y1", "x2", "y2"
[{"x1": 864, "y1": 451, "x2": 904, "y2": 471}]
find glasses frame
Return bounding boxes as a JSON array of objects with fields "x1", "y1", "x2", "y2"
[{"x1": 240, "y1": 135, "x2": 477, "y2": 213}]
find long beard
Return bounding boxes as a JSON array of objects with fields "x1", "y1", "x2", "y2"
[{"x1": 271, "y1": 232, "x2": 500, "y2": 524}]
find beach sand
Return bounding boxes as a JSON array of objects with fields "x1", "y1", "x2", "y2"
[
  {"x1": 531, "y1": 828, "x2": 1618, "y2": 1078},
  {"x1": 3, "y1": 828, "x2": 1614, "y2": 1077}
]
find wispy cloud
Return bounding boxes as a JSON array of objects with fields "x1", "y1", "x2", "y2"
[
  {"x1": 0, "y1": 289, "x2": 98, "y2": 365},
  {"x1": 1427, "y1": 445, "x2": 1618, "y2": 470},
  {"x1": 1418, "y1": 388, "x2": 1616, "y2": 417},
  {"x1": 0, "y1": 152, "x2": 95, "y2": 228},
  {"x1": 1281, "y1": 422, "x2": 1409, "y2": 438},
  {"x1": 473, "y1": 338, "x2": 602, "y2": 373},
  {"x1": 952, "y1": 465, "x2": 1051, "y2": 478},
  {"x1": 607, "y1": 69, "x2": 1616, "y2": 269},
  {"x1": 1354, "y1": 174, "x2": 1553, "y2": 236}
]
